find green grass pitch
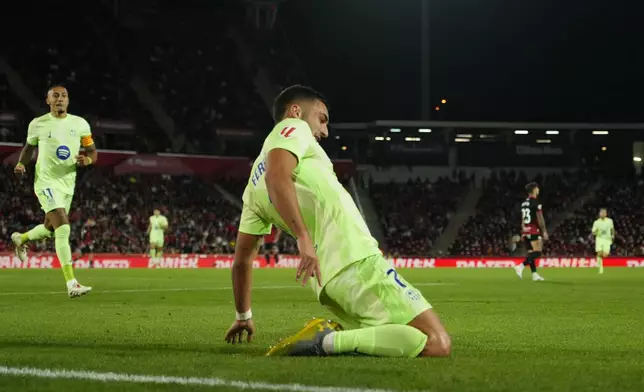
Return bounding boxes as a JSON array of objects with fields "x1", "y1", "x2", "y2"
[{"x1": 0, "y1": 268, "x2": 643, "y2": 392}]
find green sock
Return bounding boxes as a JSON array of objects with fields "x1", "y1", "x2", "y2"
[
  {"x1": 597, "y1": 255, "x2": 603, "y2": 268},
  {"x1": 157, "y1": 250, "x2": 163, "y2": 258},
  {"x1": 328, "y1": 324, "x2": 427, "y2": 357},
  {"x1": 21, "y1": 224, "x2": 53, "y2": 244},
  {"x1": 150, "y1": 249, "x2": 157, "y2": 258},
  {"x1": 55, "y1": 225, "x2": 74, "y2": 282}
]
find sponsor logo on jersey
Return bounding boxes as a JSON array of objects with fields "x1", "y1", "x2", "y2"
[{"x1": 56, "y1": 145, "x2": 71, "y2": 160}]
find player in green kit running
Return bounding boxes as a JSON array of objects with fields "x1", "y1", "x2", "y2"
[
  {"x1": 224, "y1": 85, "x2": 451, "y2": 358},
  {"x1": 591, "y1": 208, "x2": 614, "y2": 274},
  {"x1": 11, "y1": 85, "x2": 97, "y2": 298},
  {"x1": 147, "y1": 209, "x2": 169, "y2": 268}
]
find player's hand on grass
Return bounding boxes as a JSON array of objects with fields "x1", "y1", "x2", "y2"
[
  {"x1": 75, "y1": 155, "x2": 92, "y2": 167},
  {"x1": 14, "y1": 163, "x2": 25, "y2": 178},
  {"x1": 224, "y1": 319, "x2": 255, "y2": 344},
  {"x1": 296, "y1": 236, "x2": 322, "y2": 287}
]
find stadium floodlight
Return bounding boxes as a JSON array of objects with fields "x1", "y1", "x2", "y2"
[
  {"x1": 405, "y1": 137, "x2": 421, "y2": 142},
  {"x1": 546, "y1": 130, "x2": 559, "y2": 135},
  {"x1": 536, "y1": 139, "x2": 551, "y2": 144},
  {"x1": 634, "y1": 157, "x2": 642, "y2": 162},
  {"x1": 454, "y1": 138, "x2": 471, "y2": 143},
  {"x1": 385, "y1": 137, "x2": 391, "y2": 141},
  {"x1": 456, "y1": 134, "x2": 472, "y2": 138},
  {"x1": 593, "y1": 130, "x2": 609, "y2": 135},
  {"x1": 335, "y1": 135, "x2": 340, "y2": 140},
  {"x1": 418, "y1": 128, "x2": 432, "y2": 133},
  {"x1": 341, "y1": 146, "x2": 348, "y2": 151},
  {"x1": 374, "y1": 136, "x2": 385, "y2": 141},
  {"x1": 390, "y1": 128, "x2": 401, "y2": 133},
  {"x1": 514, "y1": 130, "x2": 529, "y2": 135}
]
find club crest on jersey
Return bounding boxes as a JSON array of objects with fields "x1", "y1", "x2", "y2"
[
  {"x1": 56, "y1": 145, "x2": 71, "y2": 160},
  {"x1": 279, "y1": 126, "x2": 296, "y2": 138},
  {"x1": 70, "y1": 129, "x2": 76, "y2": 136}
]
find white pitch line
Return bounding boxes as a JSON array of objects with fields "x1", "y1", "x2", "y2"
[
  {"x1": 0, "y1": 365, "x2": 415, "y2": 392},
  {"x1": 0, "y1": 282, "x2": 455, "y2": 297}
]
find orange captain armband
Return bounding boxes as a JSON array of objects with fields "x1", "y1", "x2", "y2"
[{"x1": 81, "y1": 136, "x2": 94, "y2": 147}]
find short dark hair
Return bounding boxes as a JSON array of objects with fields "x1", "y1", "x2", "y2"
[
  {"x1": 272, "y1": 85, "x2": 328, "y2": 122},
  {"x1": 599, "y1": 207, "x2": 608, "y2": 212},
  {"x1": 525, "y1": 182, "x2": 539, "y2": 194},
  {"x1": 45, "y1": 84, "x2": 67, "y2": 97}
]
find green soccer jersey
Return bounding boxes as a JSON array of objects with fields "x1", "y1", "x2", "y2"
[
  {"x1": 26, "y1": 113, "x2": 92, "y2": 194},
  {"x1": 593, "y1": 218, "x2": 614, "y2": 242},
  {"x1": 239, "y1": 118, "x2": 380, "y2": 297},
  {"x1": 149, "y1": 215, "x2": 168, "y2": 235}
]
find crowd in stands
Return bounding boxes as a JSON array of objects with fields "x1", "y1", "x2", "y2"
[
  {"x1": 2, "y1": 164, "x2": 644, "y2": 258},
  {"x1": 2, "y1": 3, "x2": 276, "y2": 154},
  {"x1": 371, "y1": 175, "x2": 471, "y2": 256},
  {"x1": 0, "y1": 165, "x2": 243, "y2": 256},
  {"x1": 551, "y1": 179, "x2": 644, "y2": 256},
  {"x1": 449, "y1": 170, "x2": 594, "y2": 256}
]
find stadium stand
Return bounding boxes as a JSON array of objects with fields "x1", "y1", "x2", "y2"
[
  {"x1": 449, "y1": 170, "x2": 593, "y2": 256},
  {"x1": 371, "y1": 176, "x2": 470, "y2": 256},
  {"x1": 0, "y1": 165, "x2": 243, "y2": 255},
  {"x1": 551, "y1": 179, "x2": 644, "y2": 256}
]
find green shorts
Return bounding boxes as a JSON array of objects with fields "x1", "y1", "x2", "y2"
[
  {"x1": 149, "y1": 232, "x2": 164, "y2": 247},
  {"x1": 319, "y1": 254, "x2": 432, "y2": 329},
  {"x1": 35, "y1": 188, "x2": 73, "y2": 214},
  {"x1": 595, "y1": 238, "x2": 612, "y2": 255}
]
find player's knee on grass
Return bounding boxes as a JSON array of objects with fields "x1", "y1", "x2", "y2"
[{"x1": 408, "y1": 309, "x2": 451, "y2": 357}]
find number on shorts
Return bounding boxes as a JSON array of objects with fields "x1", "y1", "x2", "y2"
[
  {"x1": 521, "y1": 207, "x2": 531, "y2": 224},
  {"x1": 41, "y1": 188, "x2": 54, "y2": 202},
  {"x1": 386, "y1": 268, "x2": 407, "y2": 288}
]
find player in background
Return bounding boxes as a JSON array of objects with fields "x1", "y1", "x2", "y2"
[
  {"x1": 263, "y1": 226, "x2": 281, "y2": 267},
  {"x1": 514, "y1": 182, "x2": 547, "y2": 281},
  {"x1": 591, "y1": 208, "x2": 614, "y2": 274},
  {"x1": 11, "y1": 85, "x2": 96, "y2": 297},
  {"x1": 224, "y1": 85, "x2": 451, "y2": 358},
  {"x1": 73, "y1": 218, "x2": 97, "y2": 268},
  {"x1": 147, "y1": 209, "x2": 169, "y2": 267}
]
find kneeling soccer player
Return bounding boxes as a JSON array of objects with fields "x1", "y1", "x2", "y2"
[{"x1": 223, "y1": 85, "x2": 451, "y2": 358}]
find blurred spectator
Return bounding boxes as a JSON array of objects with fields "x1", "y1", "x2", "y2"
[{"x1": 371, "y1": 176, "x2": 470, "y2": 256}]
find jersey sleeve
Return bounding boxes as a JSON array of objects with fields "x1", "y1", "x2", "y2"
[
  {"x1": 264, "y1": 120, "x2": 315, "y2": 163},
  {"x1": 592, "y1": 221, "x2": 598, "y2": 232},
  {"x1": 239, "y1": 204, "x2": 272, "y2": 236},
  {"x1": 26, "y1": 120, "x2": 38, "y2": 146},
  {"x1": 78, "y1": 117, "x2": 94, "y2": 147}
]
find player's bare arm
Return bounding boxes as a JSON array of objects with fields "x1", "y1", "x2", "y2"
[
  {"x1": 537, "y1": 212, "x2": 548, "y2": 240},
  {"x1": 14, "y1": 144, "x2": 37, "y2": 177},
  {"x1": 76, "y1": 139, "x2": 98, "y2": 167},
  {"x1": 225, "y1": 232, "x2": 261, "y2": 344},
  {"x1": 266, "y1": 148, "x2": 321, "y2": 287}
]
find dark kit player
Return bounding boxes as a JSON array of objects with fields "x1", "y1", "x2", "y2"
[
  {"x1": 515, "y1": 182, "x2": 546, "y2": 281},
  {"x1": 263, "y1": 226, "x2": 281, "y2": 267}
]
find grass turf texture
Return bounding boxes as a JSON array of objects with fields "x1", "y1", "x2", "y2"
[{"x1": 0, "y1": 268, "x2": 642, "y2": 392}]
